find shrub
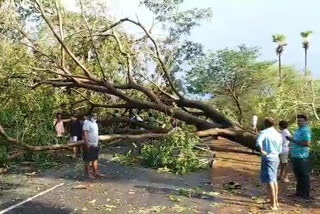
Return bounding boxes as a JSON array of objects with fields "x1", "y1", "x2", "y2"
[
  {"x1": 140, "y1": 129, "x2": 207, "y2": 174},
  {"x1": 311, "y1": 127, "x2": 320, "y2": 171}
]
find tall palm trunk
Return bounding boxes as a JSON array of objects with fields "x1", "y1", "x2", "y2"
[
  {"x1": 278, "y1": 53, "x2": 282, "y2": 86},
  {"x1": 304, "y1": 48, "x2": 308, "y2": 76},
  {"x1": 310, "y1": 80, "x2": 320, "y2": 120}
]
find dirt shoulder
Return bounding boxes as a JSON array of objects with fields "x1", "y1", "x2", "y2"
[{"x1": 0, "y1": 139, "x2": 319, "y2": 214}]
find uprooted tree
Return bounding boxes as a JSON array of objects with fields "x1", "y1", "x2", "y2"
[{"x1": 0, "y1": 0, "x2": 258, "y2": 156}]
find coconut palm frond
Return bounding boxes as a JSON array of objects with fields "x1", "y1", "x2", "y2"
[
  {"x1": 272, "y1": 34, "x2": 286, "y2": 45},
  {"x1": 300, "y1": 30, "x2": 313, "y2": 38}
]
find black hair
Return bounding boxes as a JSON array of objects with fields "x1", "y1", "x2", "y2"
[
  {"x1": 264, "y1": 117, "x2": 275, "y2": 128},
  {"x1": 279, "y1": 120, "x2": 289, "y2": 129},
  {"x1": 297, "y1": 114, "x2": 308, "y2": 121}
]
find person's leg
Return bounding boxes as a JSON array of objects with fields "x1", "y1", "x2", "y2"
[
  {"x1": 73, "y1": 146, "x2": 77, "y2": 158},
  {"x1": 84, "y1": 162, "x2": 94, "y2": 178},
  {"x1": 300, "y1": 159, "x2": 311, "y2": 198},
  {"x1": 268, "y1": 182, "x2": 277, "y2": 209},
  {"x1": 283, "y1": 163, "x2": 290, "y2": 182},
  {"x1": 92, "y1": 146, "x2": 104, "y2": 177},
  {"x1": 83, "y1": 146, "x2": 94, "y2": 179},
  {"x1": 292, "y1": 158, "x2": 303, "y2": 196},
  {"x1": 280, "y1": 162, "x2": 284, "y2": 179},
  {"x1": 92, "y1": 160, "x2": 98, "y2": 175},
  {"x1": 274, "y1": 181, "x2": 279, "y2": 208},
  {"x1": 92, "y1": 160, "x2": 104, "y2": 177}
]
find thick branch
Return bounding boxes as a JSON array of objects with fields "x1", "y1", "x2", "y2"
[
  {"x1": 100, "y1": 116, "x2": 169, "y2": 133},
  {"x1": 176, "y1": 99, "x2": 233, "y2": 128},
  {"x1": 34, "y1": 0, "x2": 99, "y2": 82},
  {"x1": 79, "y1": 0, "x2": 107, "y2": 79},
  {"x1": 0, "y1": 123, "x2": 167, "y2": 151},
  {"x1": 196, "y1": 127, "x2": 258, "y2": 151},
  {"x1": 100, "y1": 18, "x2": 182, "y2": 98},
  {"x1": 54, "y1": 0, "x2": 65, "y2": 69}
]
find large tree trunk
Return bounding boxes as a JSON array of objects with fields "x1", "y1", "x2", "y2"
[{"x1": 196, "y1": 128, "x2": 258, "y2": 151}]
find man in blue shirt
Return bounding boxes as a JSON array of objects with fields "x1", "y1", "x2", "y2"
[
  {"x1": 256, "y1": 117, "x2": 282, "y2": 210},
  {"x1": 286, "y1": 114, "x2": 312, "y2": 200}
]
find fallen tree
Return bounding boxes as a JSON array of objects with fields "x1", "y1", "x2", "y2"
[
  {"x1": 0, "y1": 123, "x2": 168, "y2": 151},
  {"x1": 0, "y1": 0, "x2": 259, "y2": 155}
]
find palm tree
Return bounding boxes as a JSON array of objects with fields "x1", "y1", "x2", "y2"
[
  {"x1": 272, "y1": 34, "x2": 287, "y2": 86},
  {"x1": 300, "y1": 31, "x2": 319, "y2": 120},
  {"x1": 300, "y1": 31, "x2": 313, "y2": 76}
]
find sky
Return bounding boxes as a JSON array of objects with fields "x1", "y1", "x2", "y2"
[{"x1": 63, "y1": 0, "x2": 320, "y2": 77}]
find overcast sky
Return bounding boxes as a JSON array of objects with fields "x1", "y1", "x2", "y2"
[{"x1": 63, "y1": 0, "x2": 320, "y2": 77}]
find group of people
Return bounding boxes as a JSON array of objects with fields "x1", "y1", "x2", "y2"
[
  {"x1": 53, "y1": 110, "x2": 178, "y2": 179},
  {"x1": 256, "y1": 114, "x2": 312, "y2": 211},
  {"x1": 54, "y1": 112, "x2": 103, "y2": 179}
]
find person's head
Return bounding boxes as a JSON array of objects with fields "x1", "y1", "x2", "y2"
[
  {"x1": 279, "y1": 120, "x2": 289, "y2": 130},
  {"x1": 148, "y1": 112, "x2": 153, "y2": 117},
  {"x1": 88, "y1": 113, "x2": 98, "y2": 122},
  {"x1": 297, "y1": 114, "x2": 308, "y2": 127},
  {"x1": 71, "y1": 113, "x2": 77, "y2": 121},
  {"x1": 115, "y1": 110, "x2": 119, "y2": 114},
  {"x1": 56, "y1": 113, "x2": 62, "y2": 120},
  {"x1": 77, "y1": 115, "x2": 84, "y2": 122},
  {"x1": 264, "y1": 117, "x2": 275, "y2": 128}
]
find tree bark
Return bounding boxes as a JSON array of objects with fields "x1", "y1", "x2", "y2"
[
  {"x1": 304, "y1": 48, "x2": 308, "y2": 76},
  {"x1": 279, "y1": 53, "x2": 282, "y2": 86},
  {"x1": 0, "y1": 123, "x2": 168, "y2": 151},
  {"x1": 196, "y1": 127, "x2": 258, "y2": 151}
]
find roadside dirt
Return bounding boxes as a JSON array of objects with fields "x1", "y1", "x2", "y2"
[{"x1": 0, "y1": 139, "x2": 319, "y2": 214}]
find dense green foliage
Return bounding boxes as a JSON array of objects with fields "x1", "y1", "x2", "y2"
[
  {"x1": 310, "y1": 127, "x2": 320, "y2": 171},
  {"x1": 186, "y1": 45, "x2": 320, "y2": 128},
  {"x1": 141, "y1": 129, "x2": 207, "y2": 174}
]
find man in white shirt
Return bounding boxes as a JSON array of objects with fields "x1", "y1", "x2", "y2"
[
  {"x1": 252, "y1": 114, "x2": 258, "y2": 133},
  {"x1": 279, "y1": 120, "x2": 291, "y2": 183},
  {"x1": 256, "y1": 117, "x2": 282, "y2": 210},
  {"x1": 83, "y1": 113, "x2": 103, "y2": 179}
]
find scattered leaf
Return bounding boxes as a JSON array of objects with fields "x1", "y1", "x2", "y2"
[
  {"x1": 89, "y1": 199, "x2": 97, "y2": 204},
  {"x1": 103, "y1": 205, "x2": 117, "y2": 209},
  {"x1": 206, "y1": 191, "x2": 220, "y2": 197},
  {"x1": 168, "y1": 195, "x2": 181, "y2": 202},
  {"x1": 210, "y1": 202, "x2": 218, "y2": 207},
  {"x1": 157, "y1": 167, "x2": 171, "y2": 173},
  {"x1": 171, "y1": 204, "x2": 185, "y2": 213},
  {"x1": 72, "y1": 185, "x2": 88, "y2": 190},
  {"x1": 113, "y1": 199, "x2": 121, "y2": 203},
  {"x1": 25, "y1": 172, "x2": 36, "y2": 176}
]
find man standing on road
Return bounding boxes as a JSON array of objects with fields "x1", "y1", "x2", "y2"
[
  {"x1": 83, "y1": 113, "x2": 104, "y2": 179},
  {"x1": 286, "y1": 114, "x2": 312, "y2": 200},
  {"x1": 256, "y1": 117, "x2": 282, "y2": 211}
]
